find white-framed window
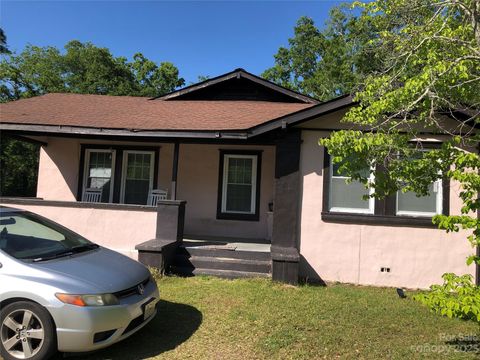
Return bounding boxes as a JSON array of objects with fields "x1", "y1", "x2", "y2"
[
  {"x1": 395, "y1": 149, "x2": 443, "y2": 217},
  {"x1": 120, "y1": 150, "x2": 155, "y2": 205},
  {"x1": 396, "y1": 180, "x2": 443, "y2": 217},
  {"x1": 82, "y1": 149, "x2": 116, "y2": 203},
  {"x1": 328, "y1": 161, "x2": 375, "y2": 214},
  {"x1": 221, "y1": 154, "x2": 258, "y2": 215}
]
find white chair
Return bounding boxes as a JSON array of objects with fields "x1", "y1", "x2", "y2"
[
  {"x1": 82, "y1": 188, "x2": 102, "y2": 203},
  {"x1": 147, "y1": 189, "x2": 168, "y2": 206}
]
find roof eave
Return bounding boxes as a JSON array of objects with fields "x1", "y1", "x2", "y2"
[{"x1": 0, "y1": 123, "x2": 250, "y2": 140}]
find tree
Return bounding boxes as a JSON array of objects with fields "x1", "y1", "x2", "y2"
[
  {"x1": 262, "y1": 6, "x2": 382, "y2": 100},
  {"x1": 321, "y1": 0, "x2": 480, "y2": 322},
  {"x1": 0, "y1": 28, "x2": 9, "y2": 54},
  {"x1": 0, "y1": 40, "x2": 185, "y2": 101},
  {"x1": 0, "y1": 29, "x2": 40, "y2": 197},
  {"x1": 0, "y1": 39, "x2": 185, "y2": 196}
]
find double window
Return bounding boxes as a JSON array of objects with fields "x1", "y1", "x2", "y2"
[
  {"x1": 324, "y1": 150, "x2": 447, "y2": 222},
  {"x1": 81, "y1": 146, "x2": 158, "y2": 205},
  {"x1": 217, "y1": 151, "x2": 262, "y2": 221}
]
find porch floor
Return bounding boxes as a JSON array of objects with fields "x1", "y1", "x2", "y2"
[{"x1": 182, "y1": 235, "x2": 271, "y2": 253}]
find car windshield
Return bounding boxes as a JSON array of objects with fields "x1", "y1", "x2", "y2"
[{"x1": 0, "y1": 210, "x2": 97, "y2": 261}]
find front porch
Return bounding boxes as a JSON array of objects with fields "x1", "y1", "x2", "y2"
[{"x1": 1, "y1": 129, "x2": 303, "y2": 284}]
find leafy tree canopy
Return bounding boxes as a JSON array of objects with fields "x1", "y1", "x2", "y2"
[
  {"x1": 0, "y1": 40, "x2": 185, "y2": 101},
  {"x1": 320, "y1": 0, "x2": 480, "y2": 322},
  {"x1": 0, "y1": 28, "x2": 9, "y2": 54},
  {"x1": 262, "y1": 6, "x2": 383, "y2": 100}
]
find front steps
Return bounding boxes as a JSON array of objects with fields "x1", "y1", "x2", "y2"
[{"x1": 170, "y1": 239, "x2": 272, "y2": 279}]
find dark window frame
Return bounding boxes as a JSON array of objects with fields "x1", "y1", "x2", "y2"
[
  {"x1": 216, "y1": 149, "x2": 262, "y2": 221},
  {"x1": 78, "y1": 144, "x2": 160, "y2": 204},
  {"x1": 322, "y1": 147, "x2": 450, "y2": 228}
]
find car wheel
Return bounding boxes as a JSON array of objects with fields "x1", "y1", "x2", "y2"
[{"x1": 0, "y1": 301, "x2": 56, "y2": 360}]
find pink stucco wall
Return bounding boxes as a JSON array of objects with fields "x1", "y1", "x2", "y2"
[
  {"x1": 177, "y1": 144, "x2": 275, "y2": 239},
  {"x1": 0, "y1": 203, "x2": 157, "y2": 259},
  {"x1": 35, "y1": 138, "x2": 274, "y2": 240},
  {"x1": 298, "y1": 130, "x2": 475, "y2": 289},
  {"x1": 37, "y1": 138, "x2": 80, "y2": 201}
]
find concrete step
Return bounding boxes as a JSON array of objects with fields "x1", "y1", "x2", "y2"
[
  {"x1": 170, "y1": 266, "x2": 271, "y2": 279},
  {"x1": 174, "y1": 254, "x2": 271, "y2": 273},
  {"x1": 177, "y1": 246, "x2": 271, "y2": 261}
]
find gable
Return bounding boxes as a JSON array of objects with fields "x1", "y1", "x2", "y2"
[{"x1": 155, "y1": 68, "x2": 319, "y2": 104}]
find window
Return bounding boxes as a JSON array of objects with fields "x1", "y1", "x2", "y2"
[
  {"x1": 217, "y1": 151, "x2": 261, "y2": 221},
  {"x1": 83, "y1": 149, "x2": 116, "y2": 203},
  {"x1": 329, "y1": 162, "x2": 374, "y2": 214},
  {"x1": 79, "y1": 145, "x2": 159, "y2": 205},
  {"x1": 396, "y1": 180, "x2": 443, "y2": 217},
  {"x1": 120, "y1": 151, "x2": 155, "y2": 205},
  {"x1": 394, "y1": 149, "x2": 443, "y2": 217},
  {"x1": 322, "y1": 149, "x2": 449, "y2": 226}
]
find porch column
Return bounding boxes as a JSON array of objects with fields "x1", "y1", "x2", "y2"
[
  {"x1": 171, "y1": 142, "x2": 180, "y2": 200},
  {"x1": 271, "y1": 128, "x2": 302, "y2": 285}
]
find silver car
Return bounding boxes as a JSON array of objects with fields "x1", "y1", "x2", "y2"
[{"x1": 0, "y1": 206, "x2": 160, "y2": 360}]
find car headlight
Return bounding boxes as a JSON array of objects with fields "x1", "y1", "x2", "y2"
[{"x1": 55, "y1": 293, "x2": 119, "y2": 306}]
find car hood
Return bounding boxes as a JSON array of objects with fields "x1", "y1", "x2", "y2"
[{"x1": 27, "y1": 247, "x2": 150, "y2": 294}]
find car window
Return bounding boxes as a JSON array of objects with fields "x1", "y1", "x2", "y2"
[{"x1": 0, "y1": 211, "x2": 95, "y2": 261}]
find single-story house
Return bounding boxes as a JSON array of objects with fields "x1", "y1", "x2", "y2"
[{"x1": 0, "y1": 68, "x2": 477, "y2": 288}]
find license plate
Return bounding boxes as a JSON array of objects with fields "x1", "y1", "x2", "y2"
[{"x1": 143, "y1": 298, "x2": 158, "y2": 320}]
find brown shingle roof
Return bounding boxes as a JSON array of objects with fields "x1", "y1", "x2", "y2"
[{"x1": 0, "y1": 93, "x2": 314, "y2": 131}]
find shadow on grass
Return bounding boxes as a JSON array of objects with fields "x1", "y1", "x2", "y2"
[{"x1": 64, "y1": 300, "x2": 202, "y2": 360}]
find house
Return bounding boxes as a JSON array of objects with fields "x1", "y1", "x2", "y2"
[{"x1": 0, "y1": 68, "x2": 476, "y2": 288}]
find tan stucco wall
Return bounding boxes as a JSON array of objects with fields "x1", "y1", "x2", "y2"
[
  {"x1": 177, "y1": 143, "x2": 275, "y2": 239},
  {"x1": 35, "y1": 138, "x2": 274, "y2": 240},
  {"x1": 298, "y1": 130, "x2": 475, "y2": 289},
  {"x1": 0, "y1": 203, "x2": 157, "y2": 259}
]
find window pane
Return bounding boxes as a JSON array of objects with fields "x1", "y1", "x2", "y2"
[
  {"x1": 87, "y1": 151, "x2": 113, "y2": 203},
  {"x1": 226, "y1": 184, "x2": 252, "y2": 212},
  {"x1": 397, "y1": 183, "x2": 437, "y2": 214},
  {"x1": 330, "y1": 178, "x2": 370, "y2": 210},
  {"x1": 224, "y1": 156, "x2": 255, "y2": 213},
  {"x1": 123, "y1": 152, "x2": 153, "y2": 205}
]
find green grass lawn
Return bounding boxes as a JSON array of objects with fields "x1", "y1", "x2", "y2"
[{"x1": 81, "y1": 276, "x2": 479, "y2": 360}]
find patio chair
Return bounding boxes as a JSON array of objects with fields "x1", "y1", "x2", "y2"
[
  {"x1": 147, "y1": 189, "x2": 168, "y2": 206},
  {"x1": 82, "y1": 188, "x2": 103, "y2": 203}
]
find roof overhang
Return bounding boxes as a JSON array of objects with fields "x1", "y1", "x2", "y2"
[{"x1": 0, "y1": 95, "x2": 355, "y2": 141}]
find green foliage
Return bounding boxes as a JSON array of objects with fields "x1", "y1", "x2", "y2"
[
  {"x1": 0, "y1": 136, "x2": 39, "y2": 197},
  {"x1": 0, "y1": 28, "x2": 9, "y2": 54},
  {"x1": 262, "y1": 5, "x2": 382, "y2": 100},
  {"x1": 321, "y1": 0, "x2": 480, "y2": 323},
  {"x1": 414, "y1": 273, "x2": 480, "y2": 324},
  {"x1": 0, "y1": 40, "x2": 185, "y2": 101}
]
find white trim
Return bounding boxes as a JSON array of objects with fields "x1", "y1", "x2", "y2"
[
  {"x1": 328, "y1": 163, "x2": 375, "y2": 214},
  {"x1": 221, "y1": 154, "x2": 257, "y2": 214},
  {"x1": 82, "y1": 149, "x2": 116, "y2": 203},
  {"x1": 120, "y1": 150, "x2": 155, "y2": 204},
  {"x1": 395, "y1": 179, "x2": 443, "y2": 217}
]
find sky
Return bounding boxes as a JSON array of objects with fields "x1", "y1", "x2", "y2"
[{"x1": 1, "y1": 1, "x2": 344, "y2": 84}]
